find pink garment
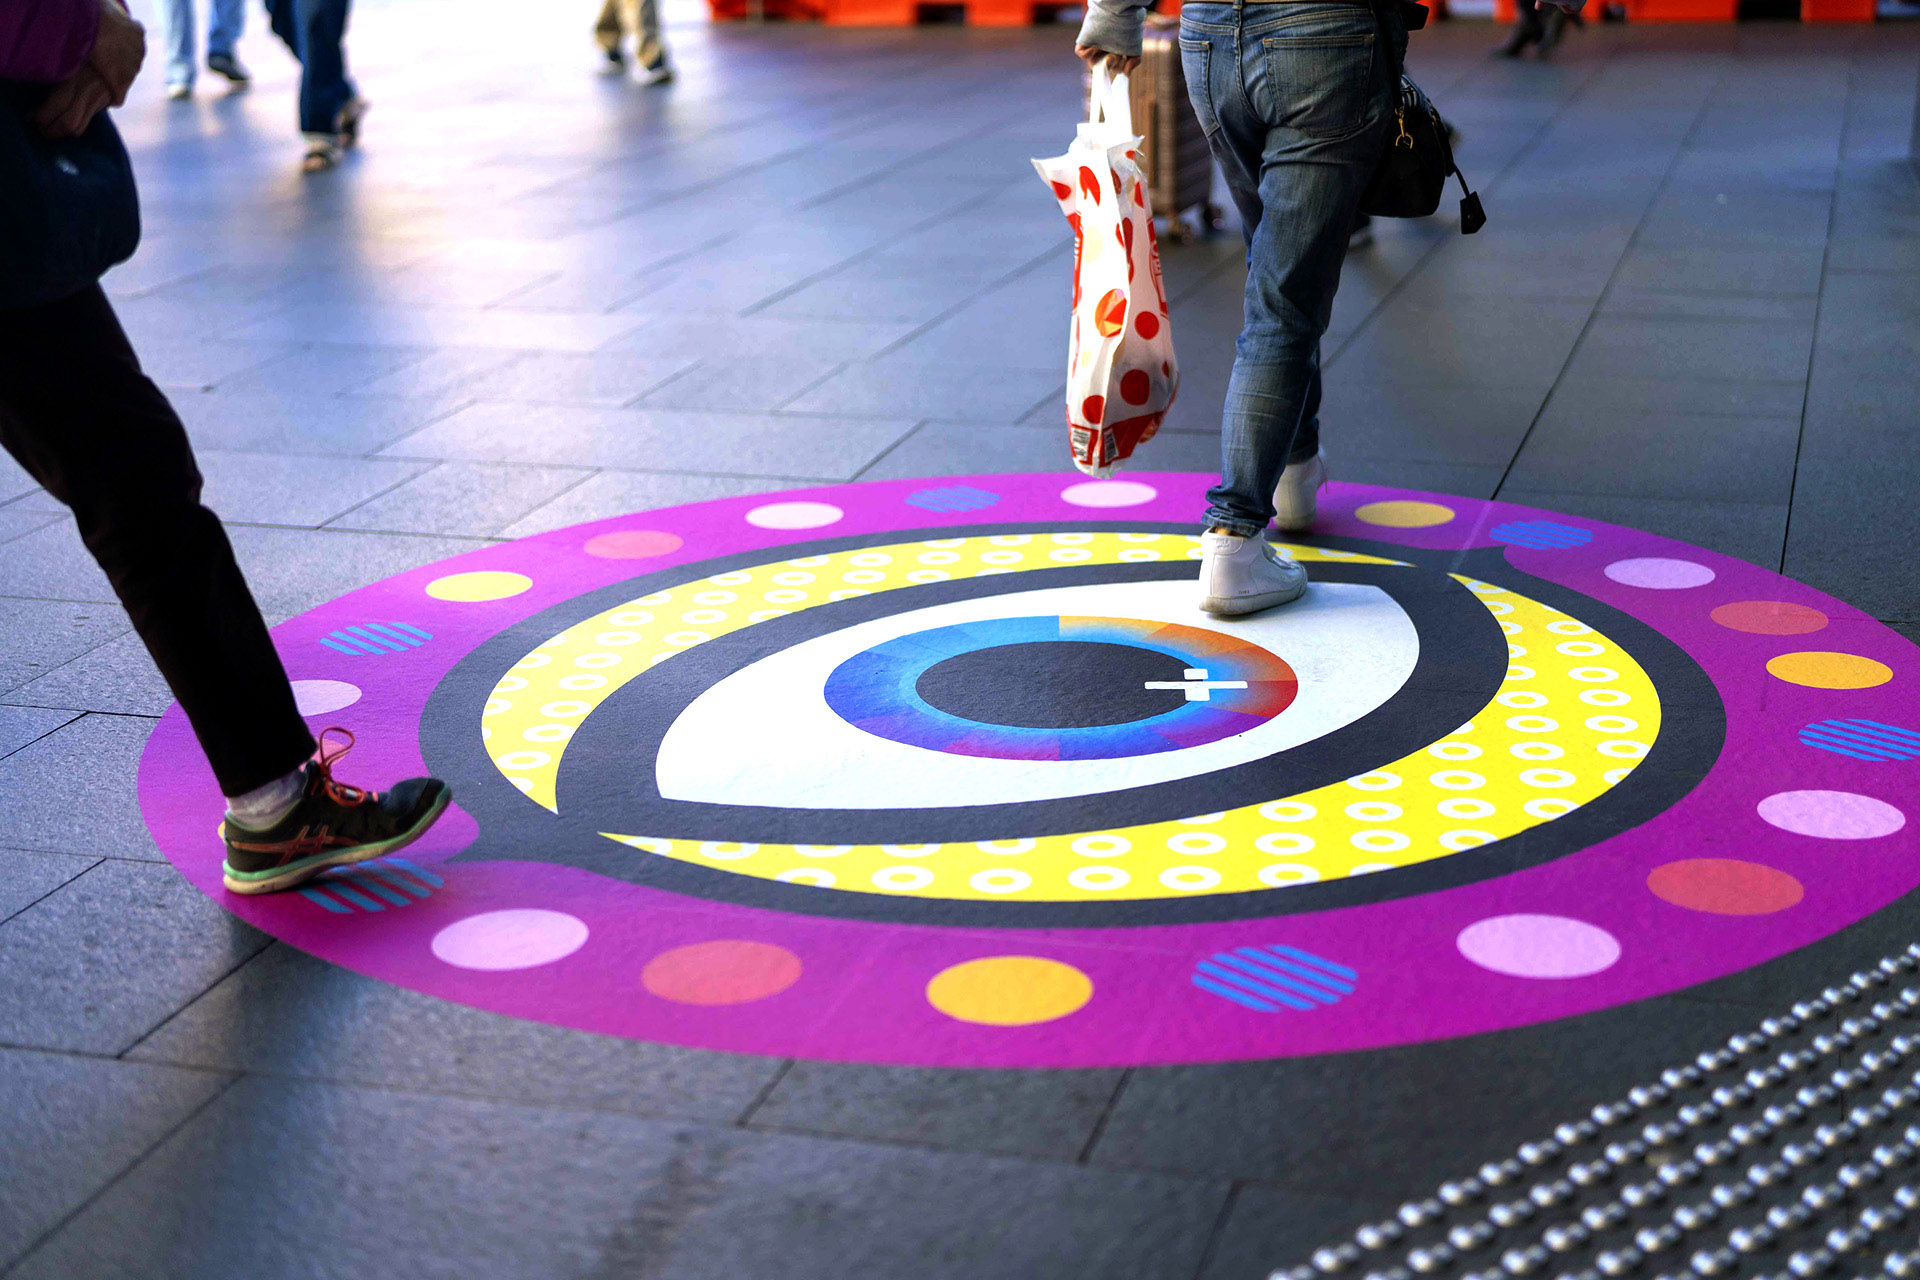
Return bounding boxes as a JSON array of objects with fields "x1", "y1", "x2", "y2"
[{"x1": 0, "y1": 0, "x2": 102, "y2": 83}]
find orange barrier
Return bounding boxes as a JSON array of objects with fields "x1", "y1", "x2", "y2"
[{"x1": 1490, "y1": 0, "x2": 1869, "y2": 19}]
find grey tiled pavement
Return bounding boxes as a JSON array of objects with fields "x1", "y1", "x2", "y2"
[{"x1": 1, "y1": 3, "x2": 1917, "y2": 1276}]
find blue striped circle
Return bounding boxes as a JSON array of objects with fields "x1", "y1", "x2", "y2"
[
  {"x1": 907, "y1": 485, "x2": 1001, "y2": 514},
  {"x1": 1799, "y1": 719, "x2": 1920, "y2": 762},
  {"x1": 319, "y1": 621, "x2": 434, "y2": 657},
  {"x1": 1491, "y1": 520, "x2": 1594, "y2": 550},
  {"x1": 1192, "y1": 944, "x2": 1357, "y2": 1013},
  {"x1": 298, "y1": 857, "x2": 442, "y2": 913}
]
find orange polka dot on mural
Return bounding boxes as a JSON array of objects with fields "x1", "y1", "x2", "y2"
[
  {"x1": 1711, "y1": 600, "x2": 1829, "y2": 635},
  {"x1": 926, "y1": 956, "x2": 1093, "y2": 1026},
  {"x1": 1648, "y1": 859, "x2": 1804, "y2": 916},
  {"x1": 1766, "y1": 651, "x2": 1893, "y2": 690},
  {"x1": 585, "y1": 530, "x2": 684, "y2": 560},
  {"x1": 642, "y1": 940, "x2": 802, "y2": 1006}
]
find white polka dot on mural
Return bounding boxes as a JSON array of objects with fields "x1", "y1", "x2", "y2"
[
  {"x1": 746, "y1": 501, "x2": 844, "y2": 530},
  {"x1": 430, "y1": 909, "x2": 589, "y2": 971},
  {"x1": 1457, "y1": 914, "x2": 1621, "y2": 979},
  {"x1": 290, "y1": 679, "x2": 361, "y2": 716}
]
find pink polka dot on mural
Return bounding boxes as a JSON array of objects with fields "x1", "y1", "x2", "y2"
[
  {"x1": 430, "y1": 909, "x2": 589, "y2": 971},
  {"x1": 290, "y1": 679, "x2": 361, "y2": 716},
  {"x1": 745, "y1": 501, "x2": 844, "y2": 531},
  {"x1": 1603, "y1": 558, "x2": 1716, "y2": 590},
  {"x1": 1062, "y1": 479, "x2": 1157, "y2": 508},
  {"x1": 1457, "y1": 914, "x2": 1621, "y2": 979},
  {"x1": 1757, "y1": 790, "x2": 1906, "y2": 840},
  {"x1": 585, "y1": 529, "x2": 683, "y2": 560},
  {"x1": 642, "y1": 940, "x2": 802, "y2": 1006}
]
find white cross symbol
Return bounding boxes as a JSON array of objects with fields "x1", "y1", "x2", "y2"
[{"x1": 1144, "y1": 667, "x2": 1249, "y2": 703}]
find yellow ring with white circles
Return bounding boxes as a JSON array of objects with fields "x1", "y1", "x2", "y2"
[{"x1": 479, "y1": 532, "x2": 1659, "y2": 902}]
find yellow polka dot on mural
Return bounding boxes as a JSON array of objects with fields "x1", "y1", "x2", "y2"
[
  {"x1": 1766, "y1": 651, "x2": 1892, "y2": 690},
  {"x1": 1355, "y1": 501, "x2": 1455, "y2": 529},
  {"x1": 926, "y1": 956, "x2": 1093, "y2": 1026},
  {"x1": 427, "y1": 571, "x2": 532, "y2": 602}
]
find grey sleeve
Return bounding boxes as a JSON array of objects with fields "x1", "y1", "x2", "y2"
[{"x1": 1074, "y1": 0, "x2": 1147, "y2": 57}]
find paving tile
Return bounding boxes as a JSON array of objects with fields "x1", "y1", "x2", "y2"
[
  {"x1": 0, "y1": 708, "x2": 83, "y2": 763},
  {"x1": 1597, "y1": 289, "x2": 1820, "y2": 324},
  {"x1": 1506, "y1": 406, "x2": 1802, "y2": 504},
  {"x1": 1198, "y1": 1184, "x2": 1383, "y2": 1280},
  {"x1": 6, "y1": 633, "x2": 174, "y2": 718},
  {"x1": 457, "y1": 351, "x2": 701, "y2": 408},
  {"x1": 1328, "y1": 301, "x2": 1592, "y2": 393},
  {"x1": 604, "y1": 314, "x2": 918, "y2": 364},
  {"x1": 783, "y1": 358, "x2": 1062, "y2": 422},
  {"x1": 1560, "y1": 313, "x2": 1816, "y2": 386},
  {"x1": 857, "y1": 422, "x2": 1223, "y2": 483},
  {"x1": 131, "y1": 337, "x2": 302, "y2": 392},
  {"x1": 0, "y1": 506, "x2": 60, "y2": 546},
  {"x1": 1329, "y1": 458, "x2": 1507, "y2": 501},
  {"x1": 195, "y1": 450, "x2": 431, "y2": 527},
  {"x1": 0, "y1": 858, "x2": 269, "y2": 1054},
  {"x1": 220, "y1": 525, "x2": 485, "y2": 625},
  {"x1": 174, "y1": 389, "x2": 466, "y2": 457},
  {"x1": 0, "y1": 599, "x2": 128, "y2": 693},
  {"x1": 324, "y1": 462, "x2": 594, "y2": 537},
  {"x1": 208, "y1": 344, "x2": 432, "y2": 397},
  {"x1": 749, "y1": 1062, "x2": 1123, "y2": 1160},
  {"x1": 1542, "y1": 368, "x2": 1807, "y2": 419},
  {"x1": 131, "y1": 946, "x2": 782, "y2": 1122},
  {"x1": 1608, "y1": 244, "x2": 1825, "y2": 296},
  {"x1": 637, "y1": 355, "x2": 847, "y2": 413},
  {"x1": 228, "y1": 305, "x2": 644, "y2": 354},
  {"x1": 0, "y1": 1046, "x2": 229, "y2": 1270},
  {"x1": 499, "y1": 471, "x2": 782, "y2": 538},
  {"x1": 0, "y1": 714, "x2": 165, "y2": 860},
  {"x1": 0, "y1": 850, "x2": 96, "y2": 923},
  {"x1": 381, "y1": 402, "x2": 912, "y2": 479},
  {"x1": 342, "y1": 346, "x2": 525, "y2": 400},
  {"x1": 0, "y1": 452, "x2": 40, "y2": 503},
  {"x1": 0, "y1": 521, "x2": 117, "y2": 603},
  {"x1": 1494, "y1": 489, "x2": 1789, "y2": 571},
  {"x1": 1091, "y1": 995, "x2": 1761, "y2": 1188},
  {"x1": 11, "y1": 1075, "x2": 1229, "y2": 1280},
  {"x1": 1314, "y1": 382, "x2": 1546, "y2": 469}
]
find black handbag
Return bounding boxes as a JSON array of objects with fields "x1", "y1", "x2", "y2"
[
  {"x1": 0, "y1": 83, "x2": 142, "y2": 310},
  {"x1": 1357, "y1": 4, "x2": 1486, "y2": 234}
]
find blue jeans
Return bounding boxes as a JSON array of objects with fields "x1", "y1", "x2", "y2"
[
  {"x1": 161, "y1": 0, "x2": 245, "y2": 88},
  {"x1": 265, "y1": 0, "x2": 357, "y2": 135},
  {"x1": 1180, "y1": 1, "x2": 1402, "y2": 536}
]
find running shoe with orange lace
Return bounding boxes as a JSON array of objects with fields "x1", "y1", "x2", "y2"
[{"x1": 221, "y1": 729, "x2": 451, "y2": 895}]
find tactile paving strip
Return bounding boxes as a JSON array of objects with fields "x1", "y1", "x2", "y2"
[{"x1": 1273, "y1": 944, "x2": 1920, "y2": 1280}]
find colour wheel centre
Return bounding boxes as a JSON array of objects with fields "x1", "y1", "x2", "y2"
[{"x1": 137, "y1": 474, "x2": 1920, "y2": 1068}]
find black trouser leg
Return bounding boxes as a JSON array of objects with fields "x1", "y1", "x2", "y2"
[
  {"x1": 1500, "y1": 0, "x2": 1545, "y2": 53},
  {"x1": 0, "y1": 286, "x2": 315, "y2": 796}
]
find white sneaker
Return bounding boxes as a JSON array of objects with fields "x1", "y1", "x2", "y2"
[
  {"x1": 1272, "y1": 451, "x2": 1328, "y2": 533},
  {"x1": 1199, "y1": 530, "x2": 1309, "y2": 617}
]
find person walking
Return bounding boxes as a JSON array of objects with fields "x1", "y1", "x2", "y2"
[
  {"x1": 261, "y1": 0, "x2": 365, "y2": 171},
  {"x1": 2, "y1": 0, "x2": 451, "y2": 895},
  {"x1": 158, "y1": 0, "x2": 249, "y2": 99},
  {"x1": 1496, "y1": 0, "x2": 1577, "y2": 59},
  {"x1": 594, "y1": 0, "x2": 672, "y2": 85},
  {"x1": 1075, "y1": 0, "x2": 1561, "y2": 617}
]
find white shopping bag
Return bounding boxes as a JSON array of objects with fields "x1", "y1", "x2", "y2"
[{"x1": 1032, "y1": 66, "x2": 1178, "y2": 478}]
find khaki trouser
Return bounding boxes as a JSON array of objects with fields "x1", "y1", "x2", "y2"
[{"x1": 594, "y1": 0, "x2": 663, "y2": 67}]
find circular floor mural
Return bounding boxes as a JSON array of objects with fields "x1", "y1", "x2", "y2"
[{"x1": 138, "y1": 473, "x2": 1920, "y2": 1067}]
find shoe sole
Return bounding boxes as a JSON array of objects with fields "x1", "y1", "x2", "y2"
[
  {"x1": 1200, "y1": 578, "x2": 1309, "y2": 617},
  {"x1": 221, "y1": 787, "x2": 452, "y2": 895}
]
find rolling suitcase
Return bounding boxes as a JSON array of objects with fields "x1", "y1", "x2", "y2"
[{"x1": 1085, "y1": 16, "x2": 1218, "y2": 235}]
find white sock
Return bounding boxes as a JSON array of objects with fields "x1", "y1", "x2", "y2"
[{"x1": 225, "y1": 765, "x2": 308, "y2": 832}]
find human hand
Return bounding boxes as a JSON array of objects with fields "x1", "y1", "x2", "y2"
[
  {"x1": 1076, "y1": 45, "x2": 1141, "y2": 77},
  {"x1": 88, "y1": 0, "x2": 147, "y2": 107},
  {"x1": 34, "y1": 65, "x2": 114, "y2": 137}
]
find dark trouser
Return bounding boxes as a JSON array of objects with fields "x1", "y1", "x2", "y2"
[
  {"x1": 0, "y1": 285, "x2": 315, "y2": 796},
  {"x1": 264, "y1": 0, "x2": 356, "y2": 135}
]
